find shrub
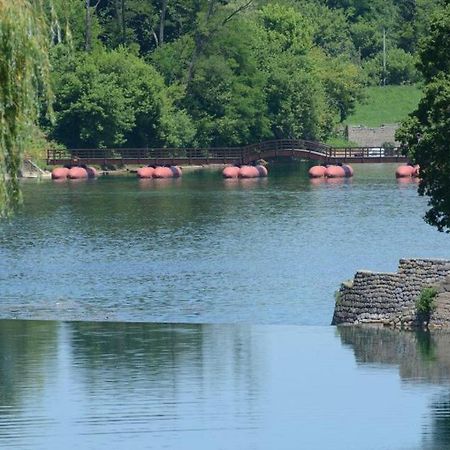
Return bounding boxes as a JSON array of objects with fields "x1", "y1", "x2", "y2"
[{"x1": 416, "y1": 287, "x2": 438, "y2": 315}]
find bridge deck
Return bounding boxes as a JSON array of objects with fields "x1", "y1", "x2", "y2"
[{"x1": 47, "y1": 139, "x2": 406, "y2": 166}]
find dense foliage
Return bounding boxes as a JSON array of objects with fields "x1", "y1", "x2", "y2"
[
  {"x1": 0, "y1": 0, "x2": 53, "y2": 216},
  {"x1": 40, "y1": 0, "x2": 443, "y2": 150},
  {"x1": 397, "y1": 4, "x2": 450, "y2": 232}
]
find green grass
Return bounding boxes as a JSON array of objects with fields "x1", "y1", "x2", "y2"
[
  {"x1": 325, "y1": 136, "x2": 359, "y2": 147},
  {"x1": 345, "y1": 84, "x2": 422, "y2": 127}
]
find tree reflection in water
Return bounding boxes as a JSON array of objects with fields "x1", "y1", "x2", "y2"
[{"x1": 338, "y1": 326, "x2": 450, "y2": 449}]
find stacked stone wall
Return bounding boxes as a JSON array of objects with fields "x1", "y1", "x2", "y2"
[
  {"x1": 346, "y1": 125, "x2": 398, "y2": 147},
  {"x1": 332, "y1": 258, "x2": 450, "y2": 326}
]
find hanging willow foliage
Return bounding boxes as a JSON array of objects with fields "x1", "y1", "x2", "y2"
[{"x1": 0, "y1": 0, "x2": 53, "y2": 217}]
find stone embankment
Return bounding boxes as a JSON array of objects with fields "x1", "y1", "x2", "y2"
[
  {"x1": 346, "y1": 124, "x2": 398, "y2": 147},
  {"x1": 332, "y1": 258, "x2": 450, "y2": 328},
  {"x1": 20, "y1": 159, "x2": 50, "y2": 178}
]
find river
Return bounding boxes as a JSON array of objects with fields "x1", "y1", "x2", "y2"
[
  {"x1": 1, "y1": 163, "x2": 450, "y2": 449},
  {"x1": 0, "y1": 163, "x2": 449, "y2": 324}
]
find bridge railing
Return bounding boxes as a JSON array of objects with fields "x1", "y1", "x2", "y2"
[
  {"x1": 46, "y1": 147, "x2": 246, "y2": 163},
  {"x1": 329, "y1": 147, "x2": 403, "y2": 159},
  {"x1": 46, "y1": 140, "x2": 403, "y2": 164},
  {"x1": 242, "y1": 139, "x2": 331, "y2": 159}
]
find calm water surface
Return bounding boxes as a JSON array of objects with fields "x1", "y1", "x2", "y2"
[
  {"x1": 0, "y1": 163, "x2": 449, "y2": 324},
  {"x1": 2, "y1": 165, "x2": 450, "y2": 449},
  {"x1": 0, "y1": 320, "x2": 450, "y2": 450}
]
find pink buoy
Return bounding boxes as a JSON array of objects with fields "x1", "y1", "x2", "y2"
[
  {"x1": 86, "y1": 167, "x2": 97, "y2": 178},
  {"x1": 325, "y1": 165, "x2": 346, "y2": 178},
  {"x1": 68, "y1": 166, "x2": 88, "y2": 179},
  {"x1": 51, "y1": 167, "x2": 69, "y2": 180},
  {"x1": 308, "y1": 166, "x2": 326, "y2": 178},
  {"x1": 342, "y1": 164, "x2": 354, "y2": 177},
  {"x1": 255, "y1": 165, "x2": 268, "y2": 177},
  {"x1": 137, "y1": 167, "x2": 155, "y2": 178},
  {"x1": 395, "y1": 165, "x2": 415, "y2": 178},
  {"x1": 239, "y1": 166, "x2": 260, "y2": 178},
  {"x1": 170, "y1": 166, "x2": 182, "y2": 178},
  {"x1": 153, "y1": 166, "x2": 174, "y2": 178},
  {"x1": 223, "y1": 166, "x2": 240, "y2": 178}
]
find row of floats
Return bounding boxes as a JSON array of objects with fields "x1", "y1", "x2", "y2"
[
  {"x1": 222, "y1": 165, "x2": 268, "y2": 178},
  {"x1": 137, "y1": 166, "x2": 182, "y2": 178},
  {"x1": 138, "y1": 164, "x2": 269, "y2": 179},
  {"x1": 52, "y1": 162, "x2": 421, "y2": 181},
  {"x1": 309, "y1": 163, "x2": 421, "y2": 179},
  {"x1": 52, "y1": 166, "x2": 97, "y2": 179},
  {"x1": 308, "y1": 164, "x2": 354, "y2": 178}
]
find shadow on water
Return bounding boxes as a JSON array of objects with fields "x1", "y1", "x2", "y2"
[{"x1": 337, "y1": 326, "x2": 450, "y2": 448}]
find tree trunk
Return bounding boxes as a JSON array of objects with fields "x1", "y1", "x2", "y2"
[
  {"x1": 186, "y1": 0, "x2": 253, "y2": 86},
  {"x1": 85, "y1": 0, "x2": 101, "y2": 52},
  {"x1": 121, "y1": 0, "x2": 126, "y2": 44},
  {"x1": 85, "y1": 0, "x2": 91, "y2": 51},
  {"x1": 186, "y1": 0, "x2": 215, "y2": 85},
  {"x1": 159, "y1": 0, "x2": 168, "y2": 46}
]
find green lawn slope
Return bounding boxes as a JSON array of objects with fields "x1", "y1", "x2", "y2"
[{"x1": 345, "y1": 85, "x2": 422, "y2": 127}]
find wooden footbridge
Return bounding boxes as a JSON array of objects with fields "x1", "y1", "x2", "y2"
[{"x1": 47, "y1": 139, "x2": 406, "y2": 166}]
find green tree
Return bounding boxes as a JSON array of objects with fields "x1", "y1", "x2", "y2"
[
  {"x1": 256, "y1": 4, "x2": 333, "y2": 140},
  {"x1": 0, "y1": 0, "x2": 52, "y2": 216},
  {"x1": 183, "y1": 15, "x2": 270, "y2": 146},
  {"x1": 397, "y1": 5, "x2": 450, "y2": 231},
  {"x1": 313, "y1": 49, "x2": 363, "y2": 122},
  {"x1": 297, "y1": 1, "x2": 355, "y2": 58},
  {"x1": 153, "y1": 2, "x2": 269, "y2": 146},
  {"x1": 363, "y1": 48, "x2": 419, "y2": 85},
  {"x1": 50, "y1": 46, "x2": 194, "y2": 148},
  {"x1": 51, "y1": 0, "x2": 100, "y2": 51}
]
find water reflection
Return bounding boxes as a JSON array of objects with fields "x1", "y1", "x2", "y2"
[
  {"x1": 0, "y1": 320, "x2": 57, "y2": 401},
  {"x1": 424, "y1": 393, "x2": 450, "y2": 450},
  {"x1": 1, "y1": 321, "x2": 450, "y2": 449},
  {"x1": 138, "y1": 178, "x2": 182, "y2": 190},
  {"x1": 338, "y1": 326, "x2": 450, "y2": 383},
  {"x1": 397, "y1": 177, "x2": 420, "y2": 187},
  {"x1": 0, "y1": 320, "x2": 263, "y2": 449},
  {"x1": 222, "y1": 177, "x2": 269, "y2": 189},
  {"x1": 338, "y1": 326, "x2": 450, "y2": 449}
]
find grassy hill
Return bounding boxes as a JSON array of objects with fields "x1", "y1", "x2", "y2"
[{"x1": 345, "y1": 85, "x2": 422, "y2": 127}]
